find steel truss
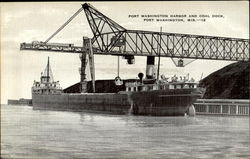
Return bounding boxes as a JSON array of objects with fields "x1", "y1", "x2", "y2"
[
  {"x1": 20, "y1": 3, "x2": 249, "y2": 62},
  {"x1": 20, "y1": 43, "x2": 85, "y2": 53},
  {"x1": 83, "y1": 3, "x2": 249, "y2": 61}
]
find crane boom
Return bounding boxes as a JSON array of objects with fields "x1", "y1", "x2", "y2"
[
  {"x1": 20, "y1": 42, "x2": 85, "y2": 53},
  {"x1": 82, "y1": 3, "x2": 249, "y2": 61},
  {"x1": 20, "y1": 42, "x2": 124, "y2": 55},
  {"x1": 20, "y1": 3, "x2": 249, "y2": 62}
]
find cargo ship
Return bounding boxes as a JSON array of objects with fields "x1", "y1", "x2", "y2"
[{"x1": 32, "y1": 57, "x2": 205, "y2": 116}]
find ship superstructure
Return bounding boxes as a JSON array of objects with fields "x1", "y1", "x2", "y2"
[
  {"x1": 32, "y1": 57, "x2": 62, "y2": 95},
  {"x1": 124, "y1": 75, "x2": 205, "y2": 116},
  {"x1": 125, "y1": 75, "x2": 198, "y2": 92}
]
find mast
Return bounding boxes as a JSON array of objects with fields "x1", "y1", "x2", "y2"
[
  {"x1": 47, "y1": 56, "x2": 50, "y2": 82},
  {"x1": 117, "y1": 56, "x2": 120, "y2": 77},
  {"x1": 157, "y1": 27, "x2": 162, "y2": 81}
]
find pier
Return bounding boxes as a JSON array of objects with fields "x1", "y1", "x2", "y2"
[
  {"x1": 194, "y1": 99, "x2": 250, "y2": 116},
  {"x1": 8, "y1": 98, "x2": 32, "y2": 106}
]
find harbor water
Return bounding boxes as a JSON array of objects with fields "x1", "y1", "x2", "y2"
[{"x1": 1, "y1": 104, "x2": 250, "y2": 159}]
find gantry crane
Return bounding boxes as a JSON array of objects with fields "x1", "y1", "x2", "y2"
[{"x1": 20, "y1": 3, "x2": 250, "y2": 93}]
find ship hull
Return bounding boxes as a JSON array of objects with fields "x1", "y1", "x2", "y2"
[
  {"x1": 32, "y1": 93, "x2": 131, "y2": 114},
  {"x1": 130, "y1": 88, "x2": 205, "y2": 116},
  {"x1": 32, "y1": 88, "x2": 204, "y2": 116}
]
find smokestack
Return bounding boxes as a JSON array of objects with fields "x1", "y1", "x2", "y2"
[{"x1": 146, "y1": 56, "x2": 155, "y2": 79}]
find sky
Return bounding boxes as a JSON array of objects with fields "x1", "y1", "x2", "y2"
[{"x1": 1, "y1": 1, "x2": 249, "y2": 104}]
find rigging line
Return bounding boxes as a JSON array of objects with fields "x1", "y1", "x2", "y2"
[
  {"x1": 47, "y1": 56, "x2": 50, "y2": 82},
  {"x1": 44, "y1": 7, "x2": 83, "y2": 43},
  {"x1": 170, "y1": 57, "x2": 178, "y2": 66},
  {"x1": 157, "y1": 27, "x2": 162, "y2": 81},
  {"x1": 117, "y1": 56, "x2": 120, "y2": 77},
  {"x1": 185, "y1": 59, "x2": 197, "y2": 66},
  {"x1": 171, "y1": 58, "x2": 196, "y2": 67}
]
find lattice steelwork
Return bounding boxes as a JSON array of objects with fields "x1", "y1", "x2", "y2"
[
  {"x1": 20, "y1": 42, "x2": 85, "y2": 53},
  {"x1": 83, "y1": 3, "x2": 249, "y2": 61}
]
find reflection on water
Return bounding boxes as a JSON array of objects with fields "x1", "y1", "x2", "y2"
[{"x1": 1, "y1": 105, "x2": 250, "y2": 159}]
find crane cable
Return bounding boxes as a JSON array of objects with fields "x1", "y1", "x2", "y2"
[
  {"x1": 44, "y1": 7, "x2": 83, "y2": 44},
  {"x1": 171, "y1": 58, "x2": 196, "y2": 67},
  {"x1": 117, "y1": 56, "x2": 120, "y2": 77}
]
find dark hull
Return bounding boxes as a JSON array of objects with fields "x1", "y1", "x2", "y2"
[
  {"x1": 130, "y1": 88, "x2": 205, "y2": 116},
  {"x1": 32, "y1": 88, "x2": 204, "y2": 116},
  {"x1": 32, "y1": 93, "x2": 131, "y2": 114}
]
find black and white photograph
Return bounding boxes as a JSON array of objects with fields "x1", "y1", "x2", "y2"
[{"x1": 1, "y1": 1, "x2": 249, "y2": 158}]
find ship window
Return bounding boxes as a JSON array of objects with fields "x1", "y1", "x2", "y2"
[
  {"x1": 183, "y1": 84, "x2": 189, "y2": 88},
  {"x1": 169, "y1": 85, "x2": 174, "y2": 89},
  {"x1": 153, "y1": 85, "x2": 157, "y2": 90},
  {"x1": 135, "y1": 87, "x2": 138, "y2": 91},
  {"x1": 130, "y1": 87, "x2": 133, "y2": 92},
  {"x1": 138, "y1": 86, "x2": 142, "y2": 91},
  {"x1": 136, "y1": 87, "x2": 138, "y2": 91}
]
